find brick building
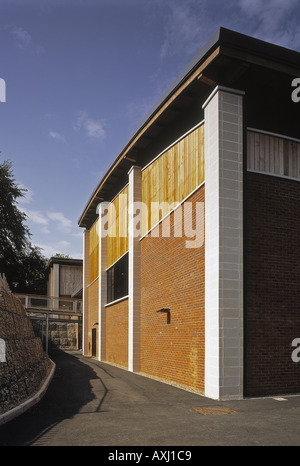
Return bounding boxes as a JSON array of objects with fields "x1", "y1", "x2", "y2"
[{"x1": 78, "y1": 28, "x2": 300, "y2": 400}]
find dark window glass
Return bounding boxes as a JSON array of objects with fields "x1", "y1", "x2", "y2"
[{"x1": 107, "y1": 253, "x2": 128, "y2": 303}]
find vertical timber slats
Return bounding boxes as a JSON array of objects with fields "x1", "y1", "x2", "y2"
[
  {"x1": 89, "y1": 124, "x2": 205, "y2": 277},
  {"x1": 89, "y1": 219, "x2": 99, "y2": 284},
  {"x1": 247, "y1": 130, "x2": 300, "y2": 180},
  {"x1": 107, "y1": 185, "x2": 129, "y2": 269},
  {"x1": 142, "y1": 123, "x2": 204, "y2": 236}
]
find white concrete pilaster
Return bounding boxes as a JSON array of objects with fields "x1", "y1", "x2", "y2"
[
  {"x1": 97, "y1": 202, "x2": 109, "y2": 361},
  {"x1": 203, "y1": 86, "x2": 244, "y2": 400},
  {"x1": 82, "y1": 229, "x2": 89, "y2": 356},
  {"x1": 128, "y1": 166, "x2": 142, "y2": 372},
  {"x1": 52, "y1": 263, "x2": 59, "y2": 310}
]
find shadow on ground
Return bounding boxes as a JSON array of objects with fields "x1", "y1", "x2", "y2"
[{"x1": 0, "y1": 350, "x2": 97, "y2": 446}]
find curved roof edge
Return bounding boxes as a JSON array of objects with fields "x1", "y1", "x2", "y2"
[{"x1": 78, "y1": 26, "x2": 300, "y2": 228}]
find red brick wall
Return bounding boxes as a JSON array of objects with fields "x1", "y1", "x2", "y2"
[
  {"x1": 106, "y1": 298, "x2": 128, "y2": 368},
  {"x1": 245, "y1": 172, "x2": 300, "y2": 396},
  {"x1": 140, "y1": 187, "x2": 205, "y2": 393}
]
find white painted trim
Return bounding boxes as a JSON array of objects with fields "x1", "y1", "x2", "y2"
[
  {"x1": 202, "y1": 85, "x2": 245, "y2": 109},
  {"x1": 87, "y1": 276, "x2": 99, "y2": 288},
  {"x1": 139, "y1": 181, "x2": 205, "y2": 241},
  {"x1": 105, "y1": 295, "x2": 129, "y2": 308},
  {"x1": 52, "y1": 263, "x2": 59, "y2": 299},
  {"x1": 98, "y1": 122, "x2": 206, "y2": 212},
  {"x1": 105, "y1": 250, "x2": 129, "y2": 272},
  {"x1": 247, "y1": 127, "x2": 300, "y2": 144},
  {"x1": 82, "y1": 231, "x2": 86, "y2": 355},
  {"x1": 247, "y1": 168, "x2": 300, "y2": 183},
  {"x1": 97, "y1": 202, "x2": 108, "y2": 362},
  {"x1": 141, "y1": 120, "x2": 205, "y2": 172},
  {"x1": 110, "y1": 183, "x2": 129, "y2": 204},
  {"x1": 128, "y1": 166, "x2": 142, "y2": 373}
]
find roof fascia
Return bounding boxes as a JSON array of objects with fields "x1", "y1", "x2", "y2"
[{"x1": 78, "y1": 31, "x2": 223, "y2": 227}]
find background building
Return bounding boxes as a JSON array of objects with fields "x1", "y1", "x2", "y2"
[
  {"x1": 31, "y1": 257, "x2": 83, "y2": 350},
  {"x1": 47, "y1": 256, "x2": 83, "y2": 300},
  {"x1": 78, "y1": 28, "x2": 300, "y2": 400}
]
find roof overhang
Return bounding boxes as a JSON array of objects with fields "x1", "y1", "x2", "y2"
[
  {"x1": 78, "y1": 27, "x2": 300, "y2": 229},
  {"x1": 47, "y1": 257, "x2": 83, "y2": 269}
]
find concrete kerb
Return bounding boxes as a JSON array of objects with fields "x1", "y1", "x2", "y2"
[{"x1": 0, "y1": 359, "x2": 56, "y2": 426}]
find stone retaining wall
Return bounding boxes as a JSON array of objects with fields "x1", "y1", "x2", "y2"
[{"x1": 0, "y1": 290, "x2": 53, "y2": 415}]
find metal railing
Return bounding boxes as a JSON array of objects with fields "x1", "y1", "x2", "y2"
[
  {"x1": 13, "y1": 293, "x2": 82, "y2": 355},
  {"x1": 15, "y1": 294, "x2": 82, "y2": 315}
]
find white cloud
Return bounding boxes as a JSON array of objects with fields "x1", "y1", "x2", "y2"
[
  {"x1": 9, "y1": 26, "x2": 32, "y2": 49},
  {"x1": 21, "y1": 208, "x2": 50, "y2": 234},
  {"x1": 34, "y1": 242, "x2": 67, "y2": 258},
  {"x1": 49, "y1": 131, "x2": 65, "y2": 142},
  {"x1": 47, "y1": 211, "x2": 73, "y2": 232},
  {"x1": 73, "y1": 110, "x2": 106, "y2": 139},
  {"x1": 85, "y1": 118, "x2": 106, "y2": 139},
  {"x1": 236, "y1": 0, "x2": 300, "y2": 49},
  {"x1": 160, "y1": 1, "x2": 209, "y2": 59},
  {"x1": 22, "y1": 208, "x2": 49, "y2": 226},
  {"x1": 15, "y1": 182, "x2": 80, "y2": 258},
  {"x1": 6, "y1": 24, "x2": 44, "y2": 55},
  {"x1": 21, "y1": 205, "x2": 73, "y2": 235},
  {"x1": 158, "y1": 0, "x2": 300, "y2": 61},
  {"x1": 34, "y1": 239, "x2": 82, "y2": 260},
  {"x1": 17, "y1": 183, "x2": 34, "y2": 204}
]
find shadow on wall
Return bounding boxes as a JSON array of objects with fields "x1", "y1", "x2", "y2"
[{"x1": 0, "y1": 350, "x2": 98, "y2": 446}]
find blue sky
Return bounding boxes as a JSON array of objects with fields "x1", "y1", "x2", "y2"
[{"x1": 0, "y1": 0, "x2": 299, "y2": 260}]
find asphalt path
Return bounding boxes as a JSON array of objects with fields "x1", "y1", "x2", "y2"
[{"x1": 0, "y1": 349, "x2": 300, "y2": 448}]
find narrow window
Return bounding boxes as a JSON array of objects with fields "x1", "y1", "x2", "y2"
[{"x1": 107, "y1": 253, "x2": 128, "y2": 303}]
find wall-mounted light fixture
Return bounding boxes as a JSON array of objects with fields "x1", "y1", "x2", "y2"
[{"x1": 157, "y1": 308, "x2": 171, "y2": 324}]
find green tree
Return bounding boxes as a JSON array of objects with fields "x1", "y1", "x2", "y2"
[
  {"x1": 0, "y1": 159, "x2": 30, "y2": 270},
  {"x1": 11, "y1": 245, "x2": 48, "y2": 294},
  {"x1": 0, "y1": 158, "x2": 48, "y2": 293}
]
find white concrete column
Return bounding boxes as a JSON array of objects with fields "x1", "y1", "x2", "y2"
[
  {"x1": 128, "y1": 166, "x2": 142, "y2": 372},
  {"x1": 97, "y1": 202, "x2": 108, "y2": 361},
  {"x1": 203, "y1": 86, "x2": 244, "y2": 400},
  {"x1": 82, "y1": 229, "x2": 90, "y2": 356},
  {"x1": 52, "y1": 263, "x2": 59, "y2": 310}
]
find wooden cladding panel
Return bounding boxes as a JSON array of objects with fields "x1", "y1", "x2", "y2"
[
  {"x1": 89, "y1": 219, "x2": 99, "y2": 284},
  {"x1": 107, "y1": 185, "x2": 129, "y2": 269},
  {"x1": 59, "y1": 265, "x2": 83, "y2": 296},
  {"x1": 142, "y1": 124, "x2": 204, "y2": 235},
  {"x1": 247, "y1": 131, "x2": 300, "y2": 180}
]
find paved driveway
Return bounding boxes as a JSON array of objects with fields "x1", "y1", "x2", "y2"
[{"x1": 0, "y1": 349, "x2": 300, "y2": 447}]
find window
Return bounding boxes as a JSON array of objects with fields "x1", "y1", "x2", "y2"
[{"x1": 107, "y1": 253, "x2": 128, "y2": 303}]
